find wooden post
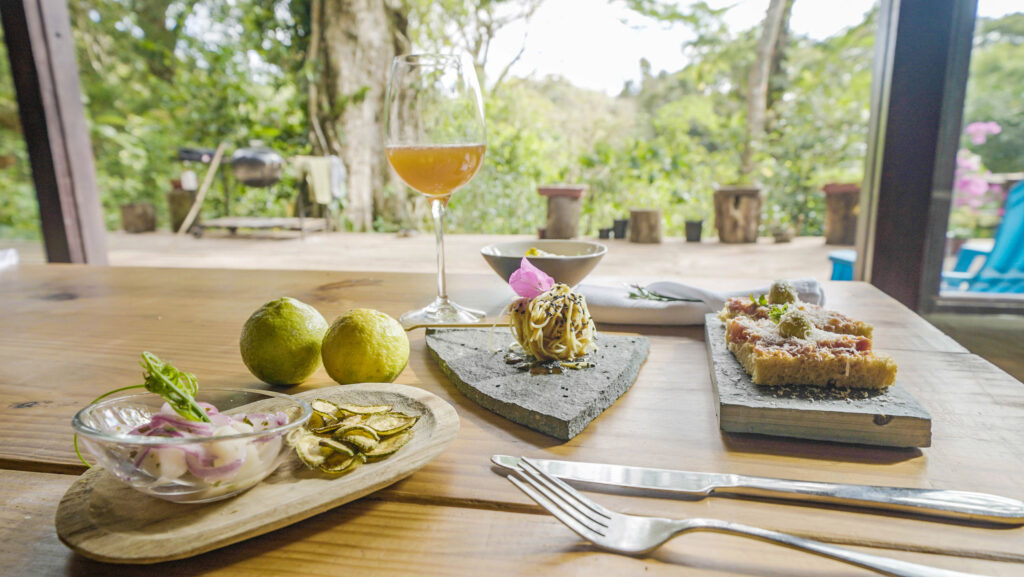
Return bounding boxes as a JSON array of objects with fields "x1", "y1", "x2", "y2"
[
  {"x1": 177, "y1": 143, "x2": 227, "y2": 235},
  {"x1": 167, "y1": 187, "x2": 196, "y2": 232},
  {"x1": 862, "y1": 0, "x2": 978, "y2": 312},
  {"x1": 714, "y1": 186, "x2": 762, "y2": 243},
  {"x1": 1, "y1": 0, "x2": 107, "y2": 263},
  {"x1": 823, "y1": 183, "x2": 860, "y2": 245},
  {"x1": 628, "y1": 209, "x2": 662, "y2": 243}
]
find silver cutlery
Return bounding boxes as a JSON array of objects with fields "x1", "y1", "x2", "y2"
[
  {"x1": 508, "y1": 458, "x2": 988, "y2": 577},
  {"x1": 492, "y1": 454, "x2": 1024, "y2": 525}
]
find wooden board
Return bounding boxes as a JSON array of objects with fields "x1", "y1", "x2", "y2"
[
  {"x1": 55, "y1": 383, "x2": 459, "y2": 564},
  {"x1": 704, "y1": 315, "x2": 932, "y2": 447}
]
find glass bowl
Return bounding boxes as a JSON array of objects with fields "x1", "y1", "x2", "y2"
[{"x1": 72, "y1": 388, "x2": 312, "y2": 504}]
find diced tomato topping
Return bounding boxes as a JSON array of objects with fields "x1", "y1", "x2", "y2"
[
  {"x1": 725, "y1": 297, "x2": 768, "y2": 319},
  {"x1": 726, "y1": 320, "x2": 751, "y2": 343}
]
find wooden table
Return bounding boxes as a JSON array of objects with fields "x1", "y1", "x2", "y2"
[{"x1": 1, "y1": 264, "x2": 1022, "y2": 576}]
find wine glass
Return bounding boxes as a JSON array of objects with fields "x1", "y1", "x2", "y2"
[{"x1": 385, "y1": 53, "x2": 486, "y2": 327}]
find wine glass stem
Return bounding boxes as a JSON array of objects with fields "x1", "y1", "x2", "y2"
[{"x1": 431, "y1": 198, "x2": 449, "y2": 302}]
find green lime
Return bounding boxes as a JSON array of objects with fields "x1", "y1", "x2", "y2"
[
  {"x1": 240, "y1": 297, "x2": 328, "y2": 386},
  {"x1": 322, "y1": 309, "x2": 409, "y2": 385}
]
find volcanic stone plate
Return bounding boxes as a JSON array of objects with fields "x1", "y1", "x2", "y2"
[
  {"x1": 426, "y1": 328, "x2": 650, "y2": 440},
  {"x1": 704, "y1": 314, "x2": 931, "y2": 447}
]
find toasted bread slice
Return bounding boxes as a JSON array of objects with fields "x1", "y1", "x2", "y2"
[{"x1": 724, "y1": 316, "x2": 896, "y2": 389}]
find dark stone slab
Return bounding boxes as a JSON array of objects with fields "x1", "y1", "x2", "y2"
[
  {"x1": 704, "y1": 314, "x2": 931, "y2": 447},
  {"x1": 426, "y1": 328, "x2": 650, "y2": 440}
]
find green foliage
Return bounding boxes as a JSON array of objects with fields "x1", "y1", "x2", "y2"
[
  {"x1": 4, "y1": 3, "x2": 1022, "y2": 242},
  {"x1": 447, "y1": 77, "x2": 599, "y2": 233},
  {"x1": 963, "y1": 15, "x2": 1024, "y2": 173},
  {"x1": 67, "y1": 0, "x2": 309, "y2": 230},
  {"x1": 0, "y1": 27, "x2": 41, "y2": 240},
  {"x1": 759, "y1": 8, "x2": 876, "y2": 235}
]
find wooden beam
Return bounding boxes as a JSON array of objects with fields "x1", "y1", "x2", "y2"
[
  {"x1": 1, "y1": 0, "x2": 107, "y2": 264},
  {"x1": 860, "y1": 0, "x2": 968, "y2": 309},
  {"x1": 918, "y1": 0, "x2": 988, "y2": 314}
]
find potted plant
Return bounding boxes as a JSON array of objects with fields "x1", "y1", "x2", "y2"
[
  {"x1": 771, "y1": 223, "x2": 795, "y2": 243},
  {"x1": 681, "y1": 204, "x2": 704, "y2": 242},
  {"x1": 587, "y1": 198, "x2": 616, "y2": 239},
  {"x1": 112, "y1": 176, "x2": 160, "y2": 234},
  {"x1": 120, "y1": 202, "x2": 157, "y2": 233},
  {"x1": 612, "y1": 217, "x2": 629, "y2": 239}
]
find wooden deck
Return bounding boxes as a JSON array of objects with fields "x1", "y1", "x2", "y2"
[
  {"x1": 4, "y1": 231, "x2": 1022, "y2": 382},
  {"x1": 8, "y1": 230, "x2": 835, "y2": 278}
]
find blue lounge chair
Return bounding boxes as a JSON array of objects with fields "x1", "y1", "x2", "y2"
[
  {"x1": 951, "y1": 242, "x2": 992, "y2": 273},
  {"x1": 829, "y1": 249, "x2": 856, "y2": 281},
  {"x1": 942, "y1": 180, "x2": 1024, "y2": 293}
]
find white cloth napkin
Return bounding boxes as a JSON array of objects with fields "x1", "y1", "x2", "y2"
[{"x1": 577, "y1": 278, "x2": 825, "y2": 326}]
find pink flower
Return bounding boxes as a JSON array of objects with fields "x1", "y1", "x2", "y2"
[
  {"x1": 509, "y1": 257, "x2": 554, "y2": 299},
  {"x1": 965, "y1": 121, "x2": 1002, "y2": 145},
  {"x1": 957, "y1": 175, "x2": 989, "y2": 197},
  {"x1": 956, "y1": 152, "x2": 980, "y2": 171}
]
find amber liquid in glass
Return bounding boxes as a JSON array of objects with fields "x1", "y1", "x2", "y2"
[{"x1": 386, "y1": 143, "x2": 486, "y2": 198}]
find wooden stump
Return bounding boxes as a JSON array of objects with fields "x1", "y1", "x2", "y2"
[
  {"x1": 628, "y1": 209, "x2": 662, "y2": 243},
  {"x1": 714, "y1": 186, "x2": 761, "y2": 243},
  {"x1": 823, "y1": 183, "x2": 860, "y2": 245},
  {"x1": 120, "y1": 202, "x2": 156, "y2": 233},
  {"x1": 538, "y1": 185, "x2": 586, "y2": 239}
]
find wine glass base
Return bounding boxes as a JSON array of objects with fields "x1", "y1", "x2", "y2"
[{"x1": 399, "y1": 298, "x2": 485, "y2": 328}]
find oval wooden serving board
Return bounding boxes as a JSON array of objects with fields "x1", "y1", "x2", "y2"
[{"x1": 55, "y1": 382, "x2": 460, "y2": 564}]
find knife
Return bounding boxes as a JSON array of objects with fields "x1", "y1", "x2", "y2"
[{"x1": 492, "y1": 454, "x2": 1024, "y2": 526}]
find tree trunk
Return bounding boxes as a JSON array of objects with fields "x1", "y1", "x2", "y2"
[
  {"x1": 131, "y1": 0, "x2": 190, "y2": 82},
  {"x1": 741, "y1": 0, "x2": 793, "y2": 178},
  {"x1": 320, "y1": 0, "x2": 410, "y2": 231}
]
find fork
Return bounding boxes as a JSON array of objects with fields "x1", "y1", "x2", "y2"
[{"x1": 508, "y1": 458, "x2": 987, "y2": 577}]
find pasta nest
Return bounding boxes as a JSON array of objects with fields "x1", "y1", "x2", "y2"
[{"x1": 508, "y1": 283, "x2": 596, "y2": 361}]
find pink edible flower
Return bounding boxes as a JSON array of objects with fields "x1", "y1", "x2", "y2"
[{"x1": 509, "y1": 257, "x2": 554, "y2": 299}]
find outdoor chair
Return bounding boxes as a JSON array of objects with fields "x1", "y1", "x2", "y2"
[
  {"x1": 951, "y1": 241, "x2": 993, "y2": 273},
  {"x1": 828, "y1": 249, "x2": 856, "y2": 281},
  {"x1": 941, "y1": 180, "x2": 1024, "y2": 293}
]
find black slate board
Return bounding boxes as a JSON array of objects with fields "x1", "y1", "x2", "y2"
[
  {"x1": 426, "y1": 328, "x2": 650, "y2": 440},
  {"x1": 704, "y1": 314, "x2": 931, "y2": 447}
]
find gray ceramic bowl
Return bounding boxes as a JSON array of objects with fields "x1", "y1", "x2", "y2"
[{"x1": 480, "y1": 239, "x2": 607, "y2": 287}]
